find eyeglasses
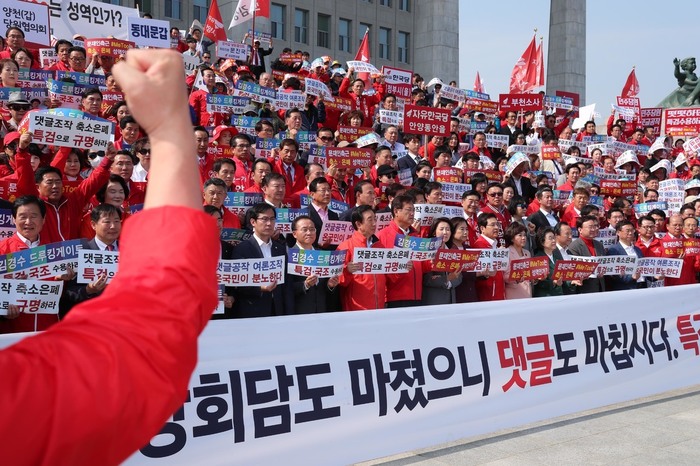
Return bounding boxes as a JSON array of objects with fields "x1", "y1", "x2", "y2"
[
  {"x1": 255, "y1": 216, "x2": 275, "y2": 223},
  {"x1": 487, "y1": 192, "x2": 503, "y2": 197},
  {"x1": 138, "y1": 148, "x2": 151, "y2": 155},
  {"x1": 295, "y1": 227, "x2": 317, "y2": 233},
  {"x1": 69, "y1": 56, "x2": 86, "y2": 62}
]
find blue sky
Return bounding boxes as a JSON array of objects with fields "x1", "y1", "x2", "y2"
[{"x1": 458, "y1": 0, "x2": 698, "y2": 111}]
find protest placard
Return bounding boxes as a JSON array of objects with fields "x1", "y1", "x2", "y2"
[
  {"x1": 541, "y1": 145, "x2": 561, "y2": 161},
  {"x1": 275, "y1": 90, "x2": 305, "y2": 110},
  {"x1": 77, "y1": 250, "x2": 119, "y2": 284},
  {"x1": 403, "y1": 105, "x2": 450, "y2": 136},
  {"x1": 318, "y1": 221, "x2": 354, "y2": 245},
  {"x1": 234, "y1": 80, "x2": 277, "y2": 103},
  {"x1": 634, "y1": 257, "x2": 683, "y2": 278},
  {"x1": 53, "y1": 0, "x2": 139, "y2": 41},
  {"x1": 508, "y1": 256, "x2": 549, "y2": 281},
  {"x1": 543, "y1": 95, "x2": 574, "y2": 110},
  {"x1": 394, "y1": 235, "x2": 443, "y2": 261},
  {"x1": 56, "y1": 70, "x2": 106, "y2": 89},
  {"x1": 346, "y1": 61, "x2": 380, "y2": 75},
  {"x1": 664, "y1": 107, "x2": 700, "y2": 137},
  {"x1": 595, "y1": 227, "x2": 618, "y2": 251},
  {"x1": 599, "y1": 179, "x2": 638, "y2": 197},
  {"x1": 441, "y1": 182, "x2": 470, "y2": 204},
  {"x1": 216, "y1": 40, "x2": 249, "y2": 61},
  {"x1": 0, "y1": 239, "x2": 82, "y2": 279},
  {"x1": 0, "y1": 279, "x2": 63, "y2": 316},
  {"x1": 474, "y1": 249, "x2": 510, "y2": 273},
  {"x1": 29, "y1": 110, "x2": 114, "y2": 150},
  {"x1": 499, "y1": 93, "x2": 543, "y2": 112},
  {"x1": 413, "y1": 203, "x2": 444, "y2": 227},
  {"x1": 223, "y1": 192, "x2": 263, "y2": 216},
  {"x1": 286, "y1": 249, "x2": 346, "y2": 278},
  {"x1": 1, "y1": 0, "x2": 50, "y2": 46},
  {"x1": 304, "y1": 77, "x2": 333, "y2": 101},
  {"x1": 326, "y1": 147, "x2": 373, "y2": 169},
  {"x1": 255, "y1": 137, "x2": 281, "y2": 159},
  {"x1": 485, "y1": 133, "x2": 509, "y2": 149},
  {"x1": 352, "y1": 248, "x2": 411, "y2": 274},
  {"x1": 439, "y1": 84, "x2": 465, "y2": 103},
  {"x1": 274, "y1": 208, "x2": 306, "y2": 234},
  {"x1": 220, "y1": 228, "x2": 252, "y2": 245},
  {"x1": 593, "y1": 255, "x2": 638, "y2": 276},
  {"x1": 641, "y1": 107, "x2": 662, "y2": 137},
  {"x1": 0, "y1": 209, "x2": 12, "y2": 240},
  {"x1": 551, "y1": 260, "x2": 598, "y2": 281},
  {"x1": 217, "y1": 257, "x2": 285, "y2": 286},
  {"x1": 432, "y1": 167, "x2": 462, "y2": 184},
  {"x1": 182, "y1": 53, "x2": 200, "y2": 75},
  {"x1": 379, "y1": 109, "x2": 403, "y2": 126},
  {"x1": 206, "y1": 95, "x2": 250, "y2": 114},
  {"x1": 633, "y1": 202, "x2": 668, "y2": 217},
  {"x1": 336, "y1": 125, "x2": 373, "y2": 143},
  {"x1": 38, "y1": 48, "x2": 58, "y2": 68},
  {"x1": 127, "y1": 16, "x2": 170, "y2": 48},
  {"x1": 85, "y1": 38, "x2": 134, "y2": 58},
  {"x1": 431, "y1": 249, "x2": 482, "y2": 273}
]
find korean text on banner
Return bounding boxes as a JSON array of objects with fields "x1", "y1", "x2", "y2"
[
  {"x1": 77, "y1": 250, "x2": 119, "y2": 284},
  {"x1": 56, "y1": 0, "x2": 140, "y2": 41},
  {"x1": 217, "y1": 257, "x2": 285, "y2": 286},
  {"x1": 1, "y1": 0, "x2": 50, "y2": 46},
  {"x1": 0, "y1": 279, "x2": 63, "y2": 316},
  {"x1": 127, "y1": 16, "x2": 170, "y2": 48}
]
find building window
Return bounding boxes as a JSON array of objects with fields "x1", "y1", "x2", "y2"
[
  {"x1": 164, "y1": 0, "x2": 180, "y2": 19},
  {"x1": 101, "y1": 0, "x2": 121, "y2": 5},
  {"x1": 379, "y1": 0, "x2": 392, "y2": 6},
  {"x1": 137, "y1": 0, "x2": 153, "y2": 15},
  {"x1": 397, "y1": 31, "x2": 409, "y2": 63},
  {"x1": 192, "y1": 0, "x2": 208, "y2": 24},
  {"x1": 317, "y1": 14, "x2": 330, "y2": 49},
  {"x1": 271, "y1": 3, "x2": 285, "y2": 40},
  {"x1": 358, "y1": 23, "x2": 370, "y2": 46},
  {"x1": 398, "y1": 0, "x2": 410, "y2": 11},
  {"x1": 294, "y1": 9, "x2": 308, "y2": 44},
  {"x1": 338, "y1": 18, "x2": 351, "y2": 53},
  {"x1": 379, "y1": 27, "x2": 391, "y2": 60}
]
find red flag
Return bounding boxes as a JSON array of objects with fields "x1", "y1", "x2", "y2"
[
  {"x1": 621, "y1": 68, "x2": 639, "y2": 98},
  {"x1": 255, "y1": 0, "x2": 270, "y2": 18},
  {"x1": 535, "y1": 39, "x2": 545, "y2": 87},
  {"x1": 509, "y1": 35, "x2": 537, "y2": 93},
  {"x1": 354, "y1": 30, "x2": 371, "y2": 89},
  {"x1": 473, "y1": 71, "x2": 484, "y2": 93},
  {"x1": 204, "y1": 0, "x2": 227, "y2": 43}
]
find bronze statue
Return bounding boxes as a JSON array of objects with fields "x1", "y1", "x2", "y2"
[{"x1": 658, "y1": 57, "x2": 700, "y2": 108}]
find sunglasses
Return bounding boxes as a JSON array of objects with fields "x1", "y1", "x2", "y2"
[
  {"x1": 319, "y1": 136, "x2": 334, "y2": 142},
  {"x1": 88, "y1": 151, "x2": 105, "y2": 159},
  {"x1": 9, "y1": 105, "x2": 30, "y2": 111},
  {"x1": 138, "y1": 148, "x2": 151, "y2": 155}
]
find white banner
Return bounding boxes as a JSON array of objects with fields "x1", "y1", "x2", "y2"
[
  {"x1": 63, "y1": 285, "x2": 691, "y2": 464},
  {"x1": 439, "y1": 84, "x2": 466, "y2": 102},
  {"x1": 216, "y1": 40, "x2": 249, "y2": 61},
  {"x1": 1, "y1": 0, "x2": 50, "y2": 46},
  {"x1": 303, "y1": 78, "x2": 333, "y2": 101},
  {"x1": 318, "y1": 220, "x2": 353, "y2": 245},
  {"x1": 485, "y1": 133, "x2": 509, "y2": 149},
  {"x1": 346, "y1": 60, "x2": 380, "y2": 75},
  {"x1": 182, "y1": 53, "x2": 199, "y2": 76},
  {"x1": 77, "y1": 250, "x2": 119, "y2": 284},
  {"x1": 0, "y1": 279, "x2": 62, "y2": 315},
  {"x1": 55, "y1": 0, "x2": 140, "y2": 41},
  {"x1": 382, "y1": 65, "x2": 412, "y2": 85},
  {"x1": 274, "y1": 90, "x2": 305, "y2": 110},
  {"x1": 379, "y1": 109, "x2": 402, "y2": 126},
  {"x1": 474, "y1": 248, "x2": 510, "y2": 272},
  {"x1": 414, "y1": 203, "x2": 444, "y2": 227},
  {"x1": 28, "y1": 113, "x2": 114, "y2": 150},
  {"x1": 217, "y1": 257, "x2": 285, "y2": 286},
  {"x1": 127, "y1": 16, "x2": 170, "y2": 48}
]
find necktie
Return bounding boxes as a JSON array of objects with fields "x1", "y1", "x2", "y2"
[
  {"x1": 286, "y1": 164, "x2": 293, "y2": 182},
  {"x1": 106, "y1": 244, "x2": 114, "y2": 251}
]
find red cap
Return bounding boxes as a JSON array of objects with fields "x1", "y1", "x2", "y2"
[
  {"x1": 3, "y1": 131, "x2": 20, "y2": 147},
  {"x1": 212, "y1": 125, "x2": 238, "y2": 142},
  {"x1": 237, "y1": 65, "x2": 251, "y2": 74}
]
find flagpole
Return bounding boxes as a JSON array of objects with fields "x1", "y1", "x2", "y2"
[{"x1": 251, "y1": 0, "x2": 256, "y2": 49}]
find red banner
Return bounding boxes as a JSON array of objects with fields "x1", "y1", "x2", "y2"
[
  {"x1": 463, "y1": 169, "x2": 503, "y2": 184},
  {"x1": 432, "y1": 249, "x2": 482, "y2": 273},
  {"x1": 403, "y1": 105, "x2": 451, "y2": 136},
  {"x1": 683, "y1": 238, "x2": 700, "y2": 256},
  {"x1": 508, "y1": 256, "x2": 549, "y2": 281},
  {"x1": 85, "y1": 38, "x2": 134, "y2": 58},
  {"x1": 662, "y1": 239, "x2": 684, "y2": 258},
  {"x1": 552, "y1": 260, "x2": 598, "y2": 281},
  {"x1": 464, "y1": 99, "x2": 499, "y2": 115},
  {"x1": 664, "y1": 107, "x2": 700, "y2": 137},
  {"x1": 599, "y1": 180, "x2": 637, "y2": 197},
  {"x1": 556, "y1": 91, "x2": 579, "y2": 118},
  {"x1": 498, "y1": 93, "x2": 543, "y2": 112},
  {"x1": 326, "y1": 147, "x2": 373, "y2": 168},
  {"x1": 323, "y1": 96, "x2": 353, "y2": 113},
  {"x1": 336, "y1": 125, "x2": 373, "y2": 143},
  {"x1": 433, "y1": 167, "x2": 462, "y2": 184}
]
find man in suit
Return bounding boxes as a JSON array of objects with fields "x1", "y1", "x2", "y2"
[
  {"x1": 204, "y1": 205, "x2": 235, "y2": 318},
  {"x1": 63, "y1": 203, "x2": 122, "y2": 313},
  {"x1": 232, "y1": 203, "x2": 292, "y2": 318},
  {"x1": 247, "y1": 39, "x2": 274, "y2": 79},
  {"x1": 302, "y1": 177, "x2": 339, "y2": 249},
  {"x1": 396, "y1": 134, "x2": 423, "y2": 172},
  {"x1": 499, "y1": 111, "x2": 520, "y2": 145},
  {"x1": 606, "y1": 220, "x2": 645, "y2": 291},
  {"x1": 339, "y1": 180, "x2": 375, "y2": 222},
  {"x1": 567, "y1": 215, "x2": 606, "y2": 293},
  {"x1": 527, "y1": 187, "x2": 560, "y2": 235}
]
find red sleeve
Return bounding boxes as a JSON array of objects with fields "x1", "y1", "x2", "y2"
[
  {"x1": 554, "y1": 117, "x2": 570, "y2": 137},
  {"x1": 338, "y1": 77, "x2": 351, "y2": 97},
  {"x1": 69, "y1": 156, "x2": 112, "y2": 206},
  {"x1": 606, "y1": 114, "x2": 614, "y2": 136},
  {"x1": 0, "y1": 206, "x2": 218, "y2": 466},
  {"x1": 50, "y1": 146, "x2": 71, "y2": 173},
  {"x1": 14, "y1": 147, "x2": 39, "y2": 197}
]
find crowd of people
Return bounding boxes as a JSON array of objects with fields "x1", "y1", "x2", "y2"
[{"x1": 1, "y1": 22, "x2": 700, "y2": 332}]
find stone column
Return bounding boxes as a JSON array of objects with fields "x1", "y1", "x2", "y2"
[
  {"x1": 414, "y1": 0, "x2": 459, "y2": 84},
  {"x1": 547, "y1": 0, "x2": 586, "y2": 104}
]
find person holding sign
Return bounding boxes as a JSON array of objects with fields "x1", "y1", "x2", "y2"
[
  {"x1": 473, "y1": 212, "x2": 506, "y2": 301},
  {"x1": 504, "y1": 222, "x2": 534, "y2": 299},
  {"x1": 422, "y1": 217, "x2": 462, "y2": 305},
  {"x1": 567, "y1": 215, "x2": 606, "y2": 293},
  {"x1": 605, "y1": 220, "x2": 645, "y2": 291},
  {"x1": 533, "y1": 228, "x2": 565, "y2": 297},
  {"x1": 339, "y1": 67, "x2": 384, "y2": 123},
  {"x1": 302, "y1": 177, "x2": 339, "y2": 249},
  {"x1": 289, "y1": 215, "x2": 340, "y2": 313},
  {"x1": 0, "y1": 49, "x2": 220, "y2": 465},
  {"x1": 337, "y1": 205, "x2": 387, "y2": 311}
]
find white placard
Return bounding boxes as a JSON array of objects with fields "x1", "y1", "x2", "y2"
[
  {"x1": 77, "y1": 250, "x2": 119, "y2": 284},
  {"x1": 39, "y1": 48, "x2": 58, "y2": 68},
  {"x1": 0, "y1": 279, "x2": 62, "y2": 315},
  {"x1": 217, "y1": 257, "x2": 285, "y2": 286},
  {"x1": 0, "y1": 0, "x2": 50, "y2": 46},
  {"x1": 216, "y1": 40, "x2": 249, "y2": 61},
  {"x1": 182, "y1": 53, "x2": 200, "y2": 76},
  {"x1": 318, "y1": 221, "x2": 354, "y2": 245},
  {"x1": 486, "y1": 133, "x2": 509, "y2": 149},
  {"x1": 56, "y1": 0, "x2": 140, "y2": 41},
  {"x1": 379, "y1": 109, "x2": 402, "y2": 126},
  {"x1": 127, "y1": 16, "x2": 170, "y2": 48},
  {"x1": 304, "y1": 78, "x2": 333, "y2": 101},
  {"x1": 29, "y1": 113, "x2": 114, "y2": 150},
  {"x1": 346, "y1": 60, "x2": 380, "y2": 75},
  {"x1": 634, "y1": 257, "x2": 683, "y2": 278},
  {"x1": 414, "y1": 203, "x2": 444, "y2": 227},
  {"x1": 352, "y1": 247, "x2": 411, "y2": 274},
  {"x1": 274, "y1": 90, "x2": 305, "y2": 110}
]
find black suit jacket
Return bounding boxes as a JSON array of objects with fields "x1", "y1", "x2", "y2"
[
  {"x1": 213, "y1": 240, "x2": 235, "y2": 320},
  {"x1": 396, "y1": 153, "x2": 419, "y2": 172},
  {"x1": 302, "y1": 205, "x2": 339, "y2": 249},
  {"x1": 62, "y1": 238, "x2": 110, "y2": 315},
  {"x1": 505, "y1": 176, "x2": 537, "y2": 202},
  {"x1": 527, "y1": 210, "x2": 560, "y2": 234},
  {"x1": 231, "y1": 236, "x2": 292, "y2": 318}
]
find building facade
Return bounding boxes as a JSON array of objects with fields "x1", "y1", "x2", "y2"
[{"x1": 136, "y1": 0, "x2": 459, "y2": 83}]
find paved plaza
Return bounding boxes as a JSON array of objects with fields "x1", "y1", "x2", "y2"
[{"x1": 358, "y1": 384, "x2": 700, "y2": 465}]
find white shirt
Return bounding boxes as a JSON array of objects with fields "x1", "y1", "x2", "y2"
[
  {"x1": 540, "y1": 208, "x2": 558, "y2": 227},
  {"x1": 131, "y1": 163, "x2": 148, "y2": 182},
  {"x1": 481, "y1": 234, "x2": 497, "y2": 249},
  {"x1": 94, "y1": 237, "x2": 118, "y2": 251},
  {"x1": 253, "y1": 233, "x2": 272, "y2": 258},
  {"x1": 16, "y1": 232, "x2": 39, "y2": 248},
  {"x1": 557, "y1": 244, "x2": 571, "y2": 260}
]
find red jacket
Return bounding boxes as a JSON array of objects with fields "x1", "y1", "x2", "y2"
[
  {"x1": 338, "y1": 78, "x2": 384, "y2": 123},
  {"x1": 272, "y1": 159, "x2": 305, "y2": 197},
  {"x1": 663, "y1": 233, "x2": 700, "y2": 286},
  {"x1": 635, "y1": 236, "x2": 663, "y2": 258},
  {"x1": 337, "y1": 230, "x2": 387, "y2": 310},
  {"x1": 16, "y1": 148, "x2": 112, "y2": 244},
  {"x1": 480, "y1": 203, "x2": 512, "y2": 248},
  {"x1": 0, "y1": 233, "x2": 60, "y2": 333},
  {"x1": 0, "y1": 207, "x2": 218, "y2": 465},
  {"x1": 189, "y1": 89, "x2": 226, "y2": 127},
  {"x1": 472, "y1": 235, "x2": 506, "y2": 301},
  {"x1": 375, "y1": 221, "x2": 424, "y2": 303}
]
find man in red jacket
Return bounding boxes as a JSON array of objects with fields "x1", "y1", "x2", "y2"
[
  {"x1": 663, "y1": 214, "x2": 699, "y2": 286},
  {"x1": 272, "y1": 138, "x2": 306, "y2": 197},
  {"x1": 376, "y1": 194, "x2": 424, "y2": 307},
  {"x1": 338, "y1": 66, "x2": 384, "y2": 123},
  {"x1": 0, "y1": 48, "x2": 219, "y2": 466},
  {"x1": 473, "y1": 212, "x2": 506, "y2": 301},
  {"x1": 480, "y1": 182, "x2": 512, "y2": 248},
  {"x1": 337, "y1": 205, "x2": 387, "y2": 310}
]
